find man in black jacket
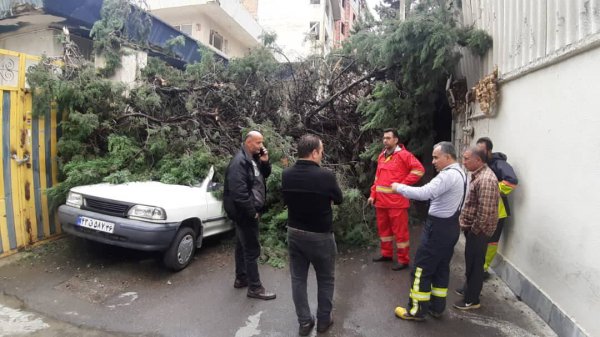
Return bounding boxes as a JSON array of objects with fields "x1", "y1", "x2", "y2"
[
  {"x1": 224, "y1": 131, "x2": 275, "y2": 300},
  {"x1": 476, "y1": 137, "x2": 519, "y2": 280},
  {"x1": 282, "y1": 134, "x2": 343, "y2": 335}
]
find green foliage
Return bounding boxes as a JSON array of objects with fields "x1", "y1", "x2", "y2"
[
  {"x1": 344, "y1": 1, "x2": 491, "y2": 157},
  {"x1": 458, "y1": 27, "x2": 493, "y2": 56},
  {"x1": 333, "y1": 188, "x2": 376, "y2": 246},
  {"x1": 165, "y1": 35, "x2": 185, "y2": 55},
  {"x1": 90, "y1": 0, "x2": 151, "y2": 75}
]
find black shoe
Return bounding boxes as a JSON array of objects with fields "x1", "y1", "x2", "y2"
[
  {"x1": 483, "y1": 271, "x2": 491, "y2": 281},
  {"x1": 247, "y1": 286, "x2": 276, "y2": 300},
  {"x1": 453, "y1": 300, "x2": 481, "y2": 310},
  {"x1": 391, "y1": 263, "x2": 409, "y2": 271},
  {"x1": 234, "y1": 278, "x2": 248, "y2": 289},
  {"x1": 299, "y1": 318, "x2": 315, "y2": 336},
  {"x1": 454, "y1": 288, "x2": 464, "y2": 296},
  {"x1": 316, "y1": 318, "x2": 333, "y2": 333},
  {"x1": 372, "y1": 255, "x2": 392, "y2": 262},
  {"x1": 428, "y1": 310, "x2": 443, "y2": 318}
]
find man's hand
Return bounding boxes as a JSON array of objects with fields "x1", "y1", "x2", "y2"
[
  {"x1": 255, "y1": 213, "x2": 260, "y2": 219},
  {"x1": 259, "y1": 147, "x2": 269, "y2": 162},
  {"x1": 367, "y1": 197, "x2": 375, "y2": 206},
  {"x1": 391, "y1": 182, "x2": 402, "y2": 193}
]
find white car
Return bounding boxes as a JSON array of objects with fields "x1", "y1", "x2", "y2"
[{"x1": 58, "y1": 167, "x2": 233, "y2": 271}]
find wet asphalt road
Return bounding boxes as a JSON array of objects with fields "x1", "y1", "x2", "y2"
[{"x1": 0, "y1": 226, "x2": 556, "y2": 337}]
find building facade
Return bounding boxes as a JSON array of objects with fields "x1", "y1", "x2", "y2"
[
  {"x1": 334, "y1": 0, "x2": 367, "y2": 47},
  {"x1": 147, "y1": 0, "x2": 264, "y2": 59},
  {"x1": 452, "y1": 1, "x2": 600, "y2": 337},
  {"x1": 243, "y1": 0, "x2": 342, "y2": 60}
]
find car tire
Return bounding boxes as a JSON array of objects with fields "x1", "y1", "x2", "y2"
[{"x1": 163, "y1": 227, "x2": 197, "y2": 271}]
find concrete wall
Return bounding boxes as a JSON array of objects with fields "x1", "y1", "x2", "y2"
[
  {"x1": 453, "y1": 2, "x2": 600, "y2": 336},
  {"x1": 459, "y1": 45, "x2": 600, "y2": 337},
  {"x1": 0, "y1": 29, "x2": 61, "y2": 57}
]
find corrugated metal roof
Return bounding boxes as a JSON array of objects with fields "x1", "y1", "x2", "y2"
[{"x1": 457, "y1": 0, "x2": 600, "y2": 85}]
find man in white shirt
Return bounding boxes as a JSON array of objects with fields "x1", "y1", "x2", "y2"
[{"x1": 390, "y1": 141, "x2": 466, "y2": 321}]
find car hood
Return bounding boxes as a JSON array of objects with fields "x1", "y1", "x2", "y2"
[{"x1": 71, "y1": 181, "x2": 205, "y2": 208}]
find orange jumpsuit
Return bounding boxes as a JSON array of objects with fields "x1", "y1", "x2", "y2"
[{"x1": 370, "y1": 145, "x2": 424, "y2": 264}]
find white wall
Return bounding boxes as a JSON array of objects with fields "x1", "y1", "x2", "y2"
[
  {"x1": 0, "y1": 29, "x2": 61, "y2": 57},
  {"x1": 464, "y1": 45, "x2": 600, "y2": 337}
]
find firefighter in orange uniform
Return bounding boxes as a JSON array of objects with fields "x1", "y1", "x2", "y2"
[{"x1": 368, "y1": 129, "x2": 425, "y2": 270}]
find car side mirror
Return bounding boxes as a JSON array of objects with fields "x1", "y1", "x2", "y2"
[{"x1": 207, "y1": 181, "x2": 223, "y2": 192}]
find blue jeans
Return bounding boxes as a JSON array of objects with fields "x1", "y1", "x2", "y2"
[{"x1": 287, "y1": 227, "x2": 337, "y2": 324}]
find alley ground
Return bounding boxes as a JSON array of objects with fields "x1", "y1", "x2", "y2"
[{"x1": 0, "y1": 226, "x2": 556, "y2": 337}]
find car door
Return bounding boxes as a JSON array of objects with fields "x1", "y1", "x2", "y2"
[{"x1": 200, "y1": 166, "x2": 228, "y2": 237}]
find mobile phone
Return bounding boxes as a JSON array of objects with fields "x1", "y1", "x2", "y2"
[{"x1": 259, "y1": 147, "x2": 266, "y2": 156}]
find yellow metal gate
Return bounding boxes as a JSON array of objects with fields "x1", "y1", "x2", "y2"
[{"x1": 0, "y1": 48, "x2": 60, "y2": 257}]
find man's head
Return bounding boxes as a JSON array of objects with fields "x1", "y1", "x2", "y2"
[
  {"x1": 244, "y1": 131, "x2": 264, "y2": 155},
  {"x1": 462, "y1": 146, "x2": 487, "y2": 172},
  {"x1": 476, "y1": 137, "x2": 493, "y2": 160},
  {"x1": 382, "y1": 128, "x2": 399, "y2": 151},
  {"x1": 297, "y1": 134, "x2": 323, "y2": 164},
  {"x1": 432, "y1": 141, "x2": 457, "y2": 172}
]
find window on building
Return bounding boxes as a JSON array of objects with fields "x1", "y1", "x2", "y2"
[
  {"x1": 342, "y1": 0, "x2": 347, "y2": 8},
  {"x1": 310, "y1": 0, "x2": 320, "y2": 4},
  {"x1": 174, "y1": 24, "x2": 192, "y2": 35},
  {"x1": 341, "y1": 22, "x2": 347, "y2": 36},
  {"x1": 210, "y1": 30, "x2": 224, "y2": 51},
  {"x1": 309, "y1": 21, "x2": 320, "y2": 40}
]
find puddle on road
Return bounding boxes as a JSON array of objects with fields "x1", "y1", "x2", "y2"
[
  {"x1": 0, "y1": 304, "x2": 49, "y2": 336},
  {"x1": 235, "y1": 311, "x2": 263, "y2": 337}
]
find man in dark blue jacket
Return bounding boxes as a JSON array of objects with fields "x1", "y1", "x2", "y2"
[
  {"x1": 476, "y1": 137, "x2": 519, "y2": 279},
  {"x1": 282, "y1": 134, "x2": 343, "y2": 335},
  {"x1": 224, "y1": 131, "x2": 275, "y2": 300}
]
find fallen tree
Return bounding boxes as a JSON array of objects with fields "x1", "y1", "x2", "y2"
[{"x1": 29, "y1": 0, "x2": 491, "y2": 266}]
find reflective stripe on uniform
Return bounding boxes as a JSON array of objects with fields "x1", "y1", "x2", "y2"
[
  {"x1": 380, "y1": 236, "x2": 394, "y2": 242},
  {"x1": 410, "y1": 290, "x2": 431, "y2": 301},
  {"x1": 410, "y1": 170, "x2": 424, "y2": 177},
  {"x1": 410, "y1": 267, "x2": 423, "y2": 315},
  {"x1": 375, "y1": 185, "x2": 394, "y2": 193},
  {"x1": 431, "y1": 287, "x2": 447, "y2": 298},
  {"x1": 396, "y1": 241, "x2": 409, "y2": 248}
]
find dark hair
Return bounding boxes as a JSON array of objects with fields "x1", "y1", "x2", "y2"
[
  {"x1": 297, "y1": 134, "x2": 322, "y2": 158},
  {"x1": 383, "y1": 128, "x2": 399, "y2": 139},
  {"x1": 434, "y1": 141, "x2": 457, "y2": 160},
  {"x1": 476, "y1": 137, "x2": 493, "y2": 151},
  {"x1": 467, "y1": 146, "x2": 487, "y2": 162}
]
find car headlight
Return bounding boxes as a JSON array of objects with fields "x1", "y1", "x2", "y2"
[
  {"x1": 66, "y1": 191, "x2": 83, "y2": 208},
  {"x1": 127, "y1": 205, "x2": 166, "y2": 221}
]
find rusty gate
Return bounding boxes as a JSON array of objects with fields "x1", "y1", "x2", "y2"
[{"x1": 0, "y1": 48, "x2": 60, "y2": 257}]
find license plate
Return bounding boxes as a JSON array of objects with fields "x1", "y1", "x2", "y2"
[{"x1": 77, "y1": 216, "x2": 115, "y2": 234}]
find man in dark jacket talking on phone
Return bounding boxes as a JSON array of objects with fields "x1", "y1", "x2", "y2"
[{"x1": 224, "y1": 131, "x2": 275, "y2": 300}]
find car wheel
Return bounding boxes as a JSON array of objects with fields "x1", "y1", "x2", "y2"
[{"x1": 163, "y1": 227, "x2": 196, "y2": 271}]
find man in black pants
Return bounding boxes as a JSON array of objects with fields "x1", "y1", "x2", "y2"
[
  {"x1": 455, "y1": 147, "x2": 499, "y2": 310},
  {"x1": 282, "y1": 134, "x2": 343, "y2": 335},
  {"x1": 223, "y1": 131, "x2": 276, "y2": 300},
  {"x1": 390, "y1": 142, "x2": 466, "y2": 321}
]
